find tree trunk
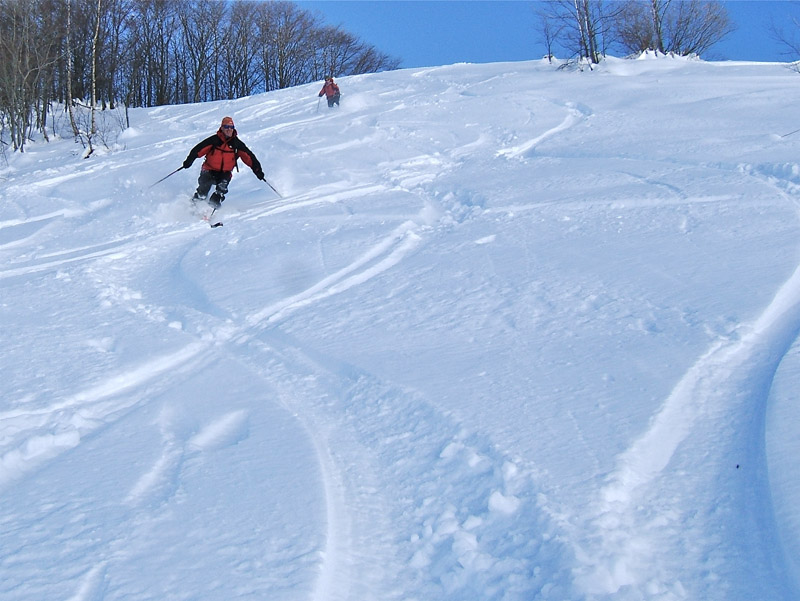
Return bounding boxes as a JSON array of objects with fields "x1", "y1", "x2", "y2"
[
  {"x1": 65, "y1": 0, "x2": 81, "y2": 141},
  {"x1": 87, "y1": 0, "x2": 102, "y2": 157}
]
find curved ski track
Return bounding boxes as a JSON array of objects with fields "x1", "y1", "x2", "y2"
[{"x1": 571, "y1": 165, "x2": 800, "y2": 600}]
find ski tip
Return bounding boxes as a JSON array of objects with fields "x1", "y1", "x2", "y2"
[{"x1": 210, "y1": 222, "x2": 224, "y2": 228}]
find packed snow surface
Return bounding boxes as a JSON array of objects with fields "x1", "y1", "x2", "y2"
[{"x1": 2, "y1": 56, "x2": 800, "y2": 600}]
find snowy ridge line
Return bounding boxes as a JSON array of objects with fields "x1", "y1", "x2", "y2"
[
  {"x1": 574, "y1": 260, "x2": 800, "y2": 597},
  {"x1": 0, "y1": 340, "x2": 211, "y2": 489},
  {"x1": 245, "y1": 219, "x2": 424, "y2": 329}
]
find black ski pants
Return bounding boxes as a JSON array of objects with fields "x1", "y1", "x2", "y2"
[{"x1": 195, "y1": 169, "x2": 231, "y2": 199}]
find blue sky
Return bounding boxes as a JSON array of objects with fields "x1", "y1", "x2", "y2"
[{"x1": 298, "y1": 1, "x2": 796, "y2": 68}]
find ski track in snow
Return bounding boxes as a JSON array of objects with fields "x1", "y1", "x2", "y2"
[
  {"x1": 0, "y1": 339, "x2": 211, "y2": 488},
  {"x1": 229, "y1": 334, "x2": 570, "y2": 601},
  {"x1": 572, "y1": 166, "x2": 800, "y2": 600},
  {"x1": 496, "y1": 100, "x2": 591, "y2": 159},
  {"x1": 244, "y1": 217, "x2": 424, "y2": 328}
]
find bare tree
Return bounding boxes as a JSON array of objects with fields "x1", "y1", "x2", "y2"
[
  {"x1": 312, "y1": 25, "x2": 399, "y2": 80},
  {"x1": 86, "y1": 0, "x2": 102, "y2": 156},
  {"x1": 615, "y1": 0, "x2": 734, "y2": 57},
  {"x1": 260, "y1": 1, "x2": 317, "y2": 90},
  {"x1": 666, "y1": 0, "x2": 733, "y2": 55},
  {"x1": 98, "y1": 0, "x2": 135, "y2": 108},
  {"x1": 542, "y1": 0, "x2": 620, "y2": 65},
  {"x1": 223, "y1": 1, "x2": 262, "y2": 98},
  {"x1": 536, "y1": 3, "x2": 564, "y2": 62},
  {"x1": 0, "y1": 0, "x2": 61, "y2": 151},
  {"x1": 124, "y1": 0, "x2": 180, "y2": 106},
  {"x1": 650, "y1": 0, "x2": 668, "y2": 53},
  {"x1": 571, "y1": 0, "x2": 602, "y2": 63},
  {"x1": 65, "y1": 0, "x2": 81, "y2": 139},
  {"x1": 769, "y1": 4, "x2": 800, "y2": 69},
  {"x1": 177, "y1": 0, "x2": 229, "y2": 103},
  {"x1": 616, "y1": 0, "x2": 662, "y2": 54},
  {"x1": 345, "y1": 44, "x2": 400, "y2": 75}
]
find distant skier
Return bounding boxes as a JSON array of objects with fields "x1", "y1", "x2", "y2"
[
  {"x1": 318, "y1": 76, "x2": 341, "y2": 108},
  {"x1": 183, "y1": 116, "x2": 265, "y2": 208}
]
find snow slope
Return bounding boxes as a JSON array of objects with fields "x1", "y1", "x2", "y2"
[{"x1": 2, "y1": 56, "x2": 800, "y2": 600}]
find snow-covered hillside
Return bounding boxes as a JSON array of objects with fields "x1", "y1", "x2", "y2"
[{"x1": 2, "y1": 56, "x2": 800, "y2": 601}]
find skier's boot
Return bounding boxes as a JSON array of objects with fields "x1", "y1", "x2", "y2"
[{"x1": 209, "y1": 180, "x2": 228, "y2": 209}]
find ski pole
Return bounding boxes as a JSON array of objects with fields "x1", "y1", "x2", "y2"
[
  {"x1": 150, "y1": 166, "x2": 184, "y2": 188},
  {"x1": 316, "y1": 97, "x2": 321, "y2": 113},
  {"x1": 263, "y1": 177, "x2": 282, "y2": 198},
  {"x1": 782, "y1": 127, "x2": 800, "y2": 138}
]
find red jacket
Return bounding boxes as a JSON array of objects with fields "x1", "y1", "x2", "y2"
[
  {"x1": 319, "y1": 81, "x2": 340, "y2": 98},
  {"x1": 185, "y1": 128, "x2": 262, "y2": 176}
]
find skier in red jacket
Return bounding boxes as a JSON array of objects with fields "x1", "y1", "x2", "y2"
[
  {"x1": 183, "y1": 116, "x2": 265, "y2": 208},
  {"x1": 318, "y1": 76, "x2": 341, "y2": 108}
]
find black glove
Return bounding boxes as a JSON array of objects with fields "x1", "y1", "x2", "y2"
[
  {"x1": 254, "y1": 168, "x2": 265, "y2": 181},
  {"x1": 182, "y1": 157, "x2": 193, "y2": 169}
]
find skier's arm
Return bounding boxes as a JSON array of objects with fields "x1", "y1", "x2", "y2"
[
  {"x1": 183, "y1": 135, "x2": 217, "y2": 168},
  {"x1": 235, "y1": 139, "x2": 265, "y2": 180}
]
